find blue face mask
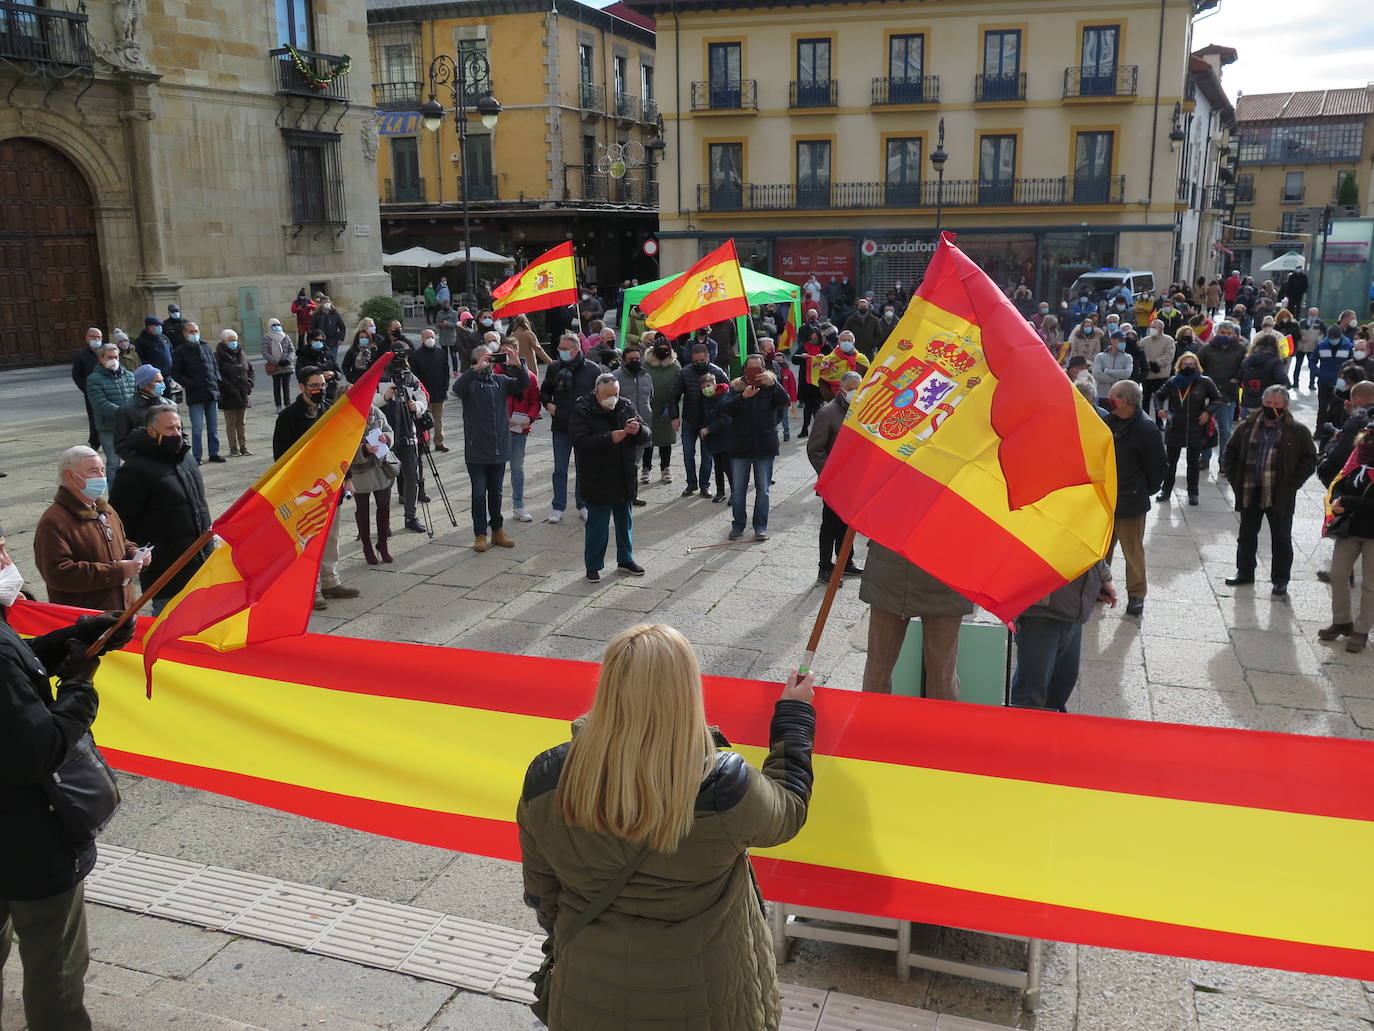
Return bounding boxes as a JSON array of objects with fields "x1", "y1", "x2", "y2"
[
  {"x1": 226, "y1": 340, "x2": 239, "y2": 350},
  {"x1": 151, "y1": 381, "x2": 166, "y2": 396},
  {"x1": 559, "y1": 349, "x2": 576, "y2": 362},
  {"x1": 150, "y1": 324, "x2": 162, "y2": 334},
  {"x1": 187, "y1": 333, "x2": 201, "y2": 344},
  {"x1": 79, "y1": 476, "x2": 108, "y2": 501}
]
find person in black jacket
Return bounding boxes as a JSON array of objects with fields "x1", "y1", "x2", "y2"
[
  {"x1": 410, "y1": 329, "x2": 452, "y2": 452},
  {"x1": 1104, "y1": 380, "x2": 1167, "y2": 616},
  {"x1": 169, "y1": 321, "x2": 224, "y2": 464},
  {"x1": 452, "y1": 345, "x2": 529, "y2": 551},
  {"x1": 668, "y1": 343, "x2": 729, "y2": 498},
  {"x1": 1319, "y1": 382, "x2": 1374, "y2": 487},
  {"x1": 1155, "y1": 351, "x2": 1224, "y2": 506},
  {"x1": 310, "y1": 298, "x2": 347, "y2": 361},
  {"x1": 1318, "y1": 434, "x2": 1374, "y2": 652},
  {"x1": 720, "y1": 356, "x2": 790, "y2": 541},
  {"x1": 298, "y1": 331, "x2": 343, "y2": 398},
  {"x1": 1237, "y1": 333, "x2": 1290, "y2": 418},
  {"x1": 697, "y1": 372, "x2": 734, "y2": 503},
  {"x1": 214, "y1": 330, "x2": 255, "y2": 457},
  {"x1": 569, "y1": 375, "x2": 649, "y2": 581},
  {"x1": 134, "y1": 316, "x2": 173, "y2": 379},
  {"x1": 115, "y1": 365, "x2": 170, "y2": 460},
  {"x1": 72, "y1": 328, "x2": 104, "y2": 449},
  {"x1": 108, "y1": 406, "x2": 213, "y2": 613},
  {"x1": 540, "y1": 336, "x2": 603, "y2": 522},
  {"x1": 0, "y1": 531, "x2": 134, "y2": 1030},
  {"x1": 162, "y1": 303, "x2": 188, "y2": 349}
]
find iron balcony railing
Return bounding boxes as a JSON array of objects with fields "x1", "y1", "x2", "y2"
[
  {"x1": 383, "y1": 178, "x2": 426, "y2": 204},
  {"x1": 1062, "y1": 64, "x2": 1139, "y2": 98},
  {"x1": 974, "y1": 71, "x2": 1026, "y2": 102},
  {"x1": 690, "y1": 79, "x2": 758, "y2": 111},
  {"x1": 642, "y1": 98, "x2": 658, "y2": 122},
  {"x1": 1235, "y1": 181, "x2": 1254, "y2": 202},
  {"x1": 464, "y1": 179, "x2": 498, "y2": 202},
  {"x1": 1202, "y1": 185, "x2": 1233, "y2": 211},
  {"x1": 372, "y1": 80, "x2": 421, "y2": 108},
  {"x1": 271, "y1": 47, "x2": 351, "y2": 102},
  {"x1": 564, "y1": 166, "x2": 658, "y2": 206},
  {"x1": 871, "y1": 75, "x2": 939, "y2": 105},
  {"x1": 614, "y1": 90, "x2": 640, "y2": 120},
  {"x1": 789, "y1": 78, "x2": 836, "y2": 108},
  {"x1": 579, "y1": 81, "x2": 603, "y2": 111},
  {"x1": 696, "y1": 175, "x2": 1126, "y2": 212},
  {"x1": 0, "y1": 0, "x2": 90, "y2": 66}
]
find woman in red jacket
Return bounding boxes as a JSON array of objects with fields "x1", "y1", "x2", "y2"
[{"x1": 290, "y1": 289, "x2": 316, "y2": 351}]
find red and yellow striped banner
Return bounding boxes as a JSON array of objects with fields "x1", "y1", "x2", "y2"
[{"x1": 14, "y1": 601, "x2": 1374, "y2": 981}]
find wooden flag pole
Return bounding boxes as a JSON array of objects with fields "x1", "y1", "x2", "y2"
[
  {"x1": 798, "y1": 525, "x2": 856, "y2": 675},
  {"x1": 83, "y1": 527, "x2": 216, "y2": 658}
]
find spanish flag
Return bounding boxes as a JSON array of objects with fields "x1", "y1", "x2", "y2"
[
  {"x1": 139, "y1": 354, "x2": 390, "y2": 694},
  {"x1": 817, "y1": 234, "x2": 1116, "y2": 622},
  {"x1": 641, "y1": 239, "x2": 749, "y2": 339},
  {"x1": 491, "y1": 241, "x2": 578, "y2": 317},
  {"x1": 1279, "y1": 333, "x2": 1295, "y2": 361}
]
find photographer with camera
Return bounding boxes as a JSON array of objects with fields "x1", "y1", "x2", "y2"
[
  {"x1": 453, "y1": 343, "x2": 530, "y2": 551},
  {"x1": 377, "y1": 348, "x2": 429, "y2": 534}
]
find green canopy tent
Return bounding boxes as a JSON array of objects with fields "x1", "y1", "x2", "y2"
[{"x1": 617, "y1": 267, "x2": 802, "y2": 374}]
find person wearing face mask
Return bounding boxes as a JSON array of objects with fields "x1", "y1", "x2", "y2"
[
  {"x1": 1222, "y1": 386, "x2": 1318, "y2": 596},
  {"x1": 291, "y1": 288, "x2": 316, "y2": 350},
  {"x1": 1319, "y1": 433, "x2": 1374, "y2": 652},
  {"x1": 170, "y1": 321, "x2": 224, "y2": 464},
  {"x1": 1103, "y1": 380, "x2": 1166, "y2": 615},
  {"x1": 592, "y1": 327, "x2": 622, "y2": 371},
  {"x1": 109, "y1": 406, "x2": 213, "y2": 614},
  {"x1": 85, "y1": 342, "x2": 137, "y2": 482},
  {"x1": 214, "y1": 330, "x2": 255, "y2": 457},
  {"x1": 1314, "y1": 321, "x2": 1356, "y2": 430},
  {"x1": 260, "y1": 316, "x2": 295, "y2": 410},
  {"x1": 807, "y1": 370, "x2": 865, "y2": 583},
  {"x1": 109, "y1": 329, "x2": 138, "y2": 373},
  {"x1": 163, "y1": 303, "x2": 188, "y2": 349},
  {"x1": 341, "y1": 322, "x2": 378, "y2": 383},
  {"x1": 641, "y1": 333, "x2": 681, "y2": 486},
  {"x1": 309, "y1": 297, "x2": 347, "y2": 361},
  {"x1": 1063, "y1": 316, "x2": 1104, "y2": 368},
  {"x1": 452, "y1": 343, "x2": 531, "y2": 551},
  {"x1": 410, "y1": 328, "x2": 452, "y2": 453},
  {"x1": 1155, "y1": 351, "x2": 1224, "y2": 506},
  {"x1": 1197, "y1": 320, "x2": 1246, "y2": 469},
  {"x1": 115, "y1": 365, "x2": 170, "y2": 459},
  {"x1": 134, "y1": 315, "x2": 173, "y2": 379},
  {"x1": 790, "y1": 327, "x2": 828, "y2": 437},
  {"x1": 477, "y1": 309, "x2": 499, "y2": 338},
  {"x1": 376, "y1": 352, "x2": 430, "y2": 535},
  {"x1": 503, "y1": 339, "x2": 543, "y2": 522},
  {"x1": 612, "y1": 344, "x2": 654, "y2": 507},
  {"x1": 434, "y1": 298, "x2": 461, "y2": 373},
  {"x1": 301, "y1": 331, "x2": 343, "y2": 395},
  {"x1": 1237, "y1": 331, "x2": 1290, "y2": 422},
  {"x1": 1156, "y1": 298, "x2": 1186, "y2": 338},
  {"x1": 1140, "y1": 319, "x2": 1176, "y2": 415},
  {"x1": 721, "y1": 356, "x2": 790, "y2": 541},
  {"x1": 1091, "y1": 332, "x2": 1134, "y2": 407},
  {"x1": 34, "y1": 445, "x2": 149, "y2": 611},
  {"x1": 71, "y1": 327, "x2": 106, "y2": 450},
  {"x1": 668, "y1": 343, "x2": 729, "y2": 499},
  {"x1": 540, "y1": 333, "x2": 605, "y2": 521},
  {"x1": 818, "y1": 332, "x2": 871, "y2": 401},
  {"x1": 569, "y1": 375, "x2": 649, "y2": 580},
  {"x1": 841, "y1": 299, "x2": 882, "y2": 359}
]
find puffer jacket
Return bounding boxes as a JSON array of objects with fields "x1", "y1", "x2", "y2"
[
  {"x1": 517, "y1": 699, "x2": 815, "y2": 1031},
  {"x1": 32, "y1": 487, "x2": 136, "y2": 611},
  {"x1": 215, "y1": 342, "x2": 256, "y2": 410},
  {"x1": 612, "y1": 364, "x2": 655, "y2": 445},
  {"x1": 859, "y1": 542, "x2": 975, "y2": 619},
  {"x1": 115, "y1": 391, "x2": 166, "y2": 459},
  {"x1": 452, "y1": 362, "x2": 530, "y2": 464},
  {"x1": 1197, "y1": 336, "x2": 1246, "y2": 392},
  {"x1": 1019, "y1": 560, "x2": 1111, "y2": 624},
  {"x1": 1237, "y1": 342, "x2": 1289, "y2": 409},
  {"x1": 645, "y1": 351, "x2": 682, "y2": 446},
  {"x1": 86, "y1": 364, "x2": 137, "y2": 433}
]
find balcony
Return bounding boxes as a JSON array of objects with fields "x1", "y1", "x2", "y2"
[
  {"x1": 464, "y1": 179, "x2": 498, "y2": 202},
  {"x1": 871, "y1": 75, "x2": 939, "y2": 105},
  {"x1": 383, "y1": 178, "x2": 427, "y2": 204},
  {"x1": 641, "y1": 98, "x2": 658, "y2": 122},
  {"x1": 564, "y1": 166, "x2": 658, "y2": 207},
  {"x1": 579, "y1": 81, "x2": 603, "y2": 112},
  {"x1": 789, "y1": 79, "x2": 836, "y2": 108},
  {"x1": 0, "y1": 0, "x2": 91, "y2": 67},
  {"x1": 975, "y1": 72, "x2": 1026, "y2": 102},
  {"x1": 1235, "y1": 181, "x2": 1254, "y2": 203},
  {"x1": 614, "y1": 90, "x2": 641, "y2": 121},
  {"x1": 271, "y1": 47, "x2": 351, "y2": 103},
  {"x1": 372, "y1": 80, "x2": 421, "y2": 109},
  {"x1": 690, "y1": 79, "x2": 757, "y2": 112},
  {"x1": 1062, "y1": 65, "x2": 1139, "y2": 98},
  {"x1": 695, "y1": 175, "x2": 1125, "y2": 212},
  {"x1": 1202, "y1": 185, "x2": 1233, "y2": 211}
]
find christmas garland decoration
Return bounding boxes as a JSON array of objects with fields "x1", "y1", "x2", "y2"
[{"x1": 281, "y1": 42, "x2": 352, "y2": 91}]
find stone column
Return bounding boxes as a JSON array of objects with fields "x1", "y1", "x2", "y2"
[{"x1": 116, "y1": 69, "x2": 181, "y2": 313}]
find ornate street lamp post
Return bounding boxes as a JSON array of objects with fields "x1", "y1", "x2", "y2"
[{"x1": 930, "y1": 117, "x2": 948, "y2": 236}]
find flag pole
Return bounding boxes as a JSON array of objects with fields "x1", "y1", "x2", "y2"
[
  {"x1": 798, "y1": 526, "x2": 856, "y2": 675},
  {"x1": 83, "y1": 526, "x2": 217, "y2": 658}
]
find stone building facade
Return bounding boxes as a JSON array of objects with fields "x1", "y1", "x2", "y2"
[{"x1": 0, "y1": 0, "x2": 389, "y2": 366}]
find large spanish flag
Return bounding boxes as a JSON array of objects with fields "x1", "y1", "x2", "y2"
[
  {"x1": 817, "y1": 235, "x2": 1116, "y2": 621},
  {"x1": 11, "y1": 601, "x2": 1374, "y2": 981},
  {"x1": 139, "y1": 355, "x2": 389, "y2": 693},
  {"x1": 641, "y1": 239, "x2": 749, "y2": 339},
  {"x1": 491, "y1": 241, "x2": 578, "y2": 317}
]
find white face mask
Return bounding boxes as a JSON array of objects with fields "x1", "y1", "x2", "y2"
[
  {"x1": 0, "y1": 561, "x2": 23, "y2": 609},
  {"x1": 839, "y1": 340, "x2": 855, "y2": 354},
  {"x1": 103, "y1": 357, "x2": 120, "y2": 370},
  {"x1": 599, "y1": 395, "x2": 618, "y2": 410},
  {"x1": 422, "y1": 338, "x2": 436, "y2": 348}
]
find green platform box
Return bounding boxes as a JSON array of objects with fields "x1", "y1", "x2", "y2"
[{"x1": 889, "y1": 620, "x2": 1010, "y2": 705}]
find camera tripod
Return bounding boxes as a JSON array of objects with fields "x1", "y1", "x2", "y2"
[{"x1": 388, "y1": 360, "x2": 457, "y2": 538}]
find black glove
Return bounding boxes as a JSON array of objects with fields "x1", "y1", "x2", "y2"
[
  {"x1": 73, "y1": 611, "x2": 136, "y2": 655},
  {"x1": 1149, "y1": 361, "x2": 1160, "y2": 373},
  {"x1": 54, "y1": 637, "x2": 101, "y2": 687}
]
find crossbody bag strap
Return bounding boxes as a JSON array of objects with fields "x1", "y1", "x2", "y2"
[{"x1": 555, "y1": 844, "x2": 652, "y2": 952}]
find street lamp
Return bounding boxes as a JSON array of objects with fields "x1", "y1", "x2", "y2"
[
  {"x1": 929, "y1": 117, "x2": 948, "y2": 236},
  {"x1": 423, "y1": 51, "x2": 502, "y2": 305}
]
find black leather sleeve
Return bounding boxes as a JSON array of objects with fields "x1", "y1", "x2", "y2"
[{"x1": 765, "y1": 699, "x2": 816, "y2": 803}]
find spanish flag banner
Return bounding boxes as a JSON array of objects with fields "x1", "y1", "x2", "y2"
[
  {"x1": 1279, "y1": 334, "x2": 1295, "y2": 361},
  {"x1": 139, "y1": 354, "x2": 389, "y2": 693},
  {"x1": 817, "y1": 234, "x2": 1117, "y2": 621},
  {"x1": 491, "y1": 241, "x2": 578, "y2": 317},
  {"x1": 641, "y1": 239, "x2": 749, "y2": 340},
  {"x1": 11, "y1": 601, "x2": 1374, "y2": 981}
]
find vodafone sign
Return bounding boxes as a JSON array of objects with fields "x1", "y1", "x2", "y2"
[{"x1": 861, "y1": 238, "x2": 878, "y2": 257}]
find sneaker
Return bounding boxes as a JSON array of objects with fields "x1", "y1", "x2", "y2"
[
  {"x1": 681, "y1": 486, "x2": 696, "y2": 497},
  {"x1": 617, "y1": 561, "x2": 646, "y2": 576},
  {"x1": 240, "y1": 448, "x2": 253, "y2": 456},
  {"x1": 228, "y1": 449, "x2": 240, "y2": 457},
  {"x1": 728, "y1": 528, "x2": 744, "y2": 541},
  {"x1": 640, "y1": 471, "x2": 651, "y2": 483},
  {"x1": 753, "y1": 530, "x2": 769, "y2": 542},
  {"x1": 578, "y1": 507, "x2": 588, "y2": 522},
  {"x1": 405, "y1": 517, "x2": 427, "y2": 533},
  {"x1": 321, "y1": 584, "x2": 360, "y2": 600},
  {"x1": 1126, "y1": 596, "x2": 1145, "y2": 616},
  {"x1": 208, "y1": 455, "x2": 227, "y2": 464},
  {"x1": 514, "y1": 507, "x2": 534, "y2": 522},
  {"x1": 546, "y1": 509, "x2": 563, "y2": 524},
  {"x1": 661, "y1": 470, "x2": 672, "y2": 484},
  {"x1": 586, "y1": 569, "x2": 601, "y2": 583}
]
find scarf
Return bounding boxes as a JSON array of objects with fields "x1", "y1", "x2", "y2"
[{"x1": 1244, "y1": 420, "x2": 1280, "y2": 510}]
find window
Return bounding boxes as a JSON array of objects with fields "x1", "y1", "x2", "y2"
[
  {"x1": 1073, "y1": 131, "x2": 1114, "y2": 202},
  {"x1": 1231, "y1": 214, "x2": 1251, "y2": 242},
  {"x1": 1282, "y1": 171, "x2": 1304, "y2": 202},
  {"x1": 464, "y1": 134, "x2": 495, "y2": 201},
  {"x1": 1236, "y1": 172, "x2": 1254, "y2": 202},
  {"x1": 390, "y1": 137, "x2": 420, "y2": 202},
  {"x1": 1280, "y1": 211, "x2": 1303, "y2": 237},
  {"x1": 1238, "y1": 120, "x2": 1363, "y2": 164},
  {"x1": 641, "y1": 63, "x2": 654, "y2": 103},
  {"x1": 1079, "y1": 26, "x2": 1119, "y2": 95},
  {"x1": 884, "y1": 137, "x2": 922, "y2": 205},
  {"x1": 887, "y1": 33, "x2": 925, "y2": 102},
  {"x1": 283, "y1": 130, "x2": 344, "y2": 225},
  {"x1": 614, "y1": 55, "x2": 627, "y2": 95},
  {"x1": 708, "y1": 142, "x2": 743, "y2": 210},
  {"x1": 276, "y1": 0, "x2": 313, "y2": 49},
  {"x1": 581, "y1": 134, "x2": 599, "y2": 198},
  {"x1": 579, "y1": 43, "x2": 594, "y2": 84},
  {"x1": 794, "y1": 38, "x2": 832, "y2": 107},
  {"x1": 796, "y1": 139, "x2": 831, "y2": 208},
  {"x1": 708, "y1": 42, "x2": 742, "y2": 108},
  {"x1": 458, "y1": 38, "x2": 490, "y2": 105},
  {"x1": 979, "y1": 134, "x2": 1016, "y2": 203},
  {"x1": 1336, "y1": 168, "x2": 1358, "y2": 204}
]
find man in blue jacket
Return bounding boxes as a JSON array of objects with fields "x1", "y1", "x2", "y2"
[{"x1": 453, "y1": 345, "x2": 530, "y2": 551}]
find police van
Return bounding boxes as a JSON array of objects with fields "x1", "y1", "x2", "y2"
[{"x1": 1067, "y1": 268, "x2": 1156, "y2": 303}]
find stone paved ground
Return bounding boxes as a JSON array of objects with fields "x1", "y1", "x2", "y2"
[{"x1": 2, "y1": 354, "x2": 1372, "y2": 1029}]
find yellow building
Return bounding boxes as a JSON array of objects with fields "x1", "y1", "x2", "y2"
[
  {"x1": 367, "y1": 0, "x2": 661, "y2": 293},
  {"x1": 625, "y1": 0, "x2": 1215, "y2": 302}
]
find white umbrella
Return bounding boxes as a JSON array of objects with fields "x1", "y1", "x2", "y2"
[
  {"x1": 1260, "y1": 251, "x2": 1307, "y2": 272},
  {"x1": 382, "y1": 247, "x2": 450, "y2": 268},
  {"x1": 443, "y1": 246, "x2": 513, "y2": 264}
]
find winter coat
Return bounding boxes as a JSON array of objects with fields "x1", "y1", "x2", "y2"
[
  {"x1": 613, "y1": 364, "x2": 655, "y2": 450},
  {"x1": 859, "y1": 541, "x2": 975, "y2": 618},
  {"x1": 1237, "y1": 347, "x2": 1289, "y2": 409},
  {"x1": 311, "y1": 308, "x2": 347, "y2": 349},
  {"x1": 567, "y1": 393, "x2": 650, "y2": 504},
  {"x1": 170, "y1": 340, "x2": 221, "y2": 404},
  {"x1": 1064, "y1": 327, "x2": 1104, "y2": 367},
  {"x1": 71, "y1": 345, "x2": 100, "y2": 395},
  {"x1": 1314, "y1": 333, "x2": 1355, "y2": 387},
  {"x1": 512, "y1": 326, "x2": 552, "y2": 367},
  {"x1": 517, "y1": 700, "x2": 815, "y2": 1031},
  {"x1": 409, "y1": 343, "x2": 451, "y2": 404},
  {"x1": 1020, "y1": 560, "x2": 1112, "y2": 624},
  {"x1": 85, "y1": 364, "x2": 137, "y2": 433},
  {"x1": 699, "y1": 386, "x2": 733, "y2": 458},
  {"x1": 1140, "y1": 332, "x2": 1176, "y2": 381},
  {"x1": 1156, "y1": 372, "x2": 1224, "y2": 449},
  {"x1": 508, "y1": 373, "x2": 543, "y2": 436},
  {"x1": 720, "y1": 374, "x2": 789, "y2": 459},
  {"x1": 842, "y1": 311, "x2": 883, "y2": 357},
  {"x1": 162, "y1": 314, "x2": 188, "y2": 350},
  {"x1": 452, "y1": 363, "x2": 530, "y2": 464},
  {"x1": 273, "y1": 394, "x2": 330, "y2": 460},
  {"x1": 115, "y1": 391, "x2": 166, "y2": 459},
  {"x1": 1197, "y1": 336, "x2": 1246, "y2": 394},
  {"x1": 1318, "y1": 404, "x2": 1374, "y2": 486},
  {"x1": 32, "y1": 487, "x2": 137, "y2": 611},
  {"x1": 1328, "y1": 466, "x2": 1374, "y2": 540},
  {"x1": 348, "y1": 406, "x2": 397, "y2": 495},
  {"x1": 135, "y1": 329, "x2": 173, "y2": 376},
  {"x1": 0, "y1": 611, "x2": 102, "y2": 901},
  {"x1": 435, "y1": 307, "x2": 462, "y2": 350},
  {"x1": 376, "y1": 371, "x2": 428, "y2": 448},
  {"x1": 645, "y1": 352, "x2": 682, "y2": 446},
  {"x1": 670, "y1": 360, "x2": 730, "y2": 426},
  {"x1": 261, "y1": 329, "x2": 295, "y2": 373},
  {"x1": 291, "y1": 297, "x2": 316, "y2": 334},
  {"x1": 540, "y1": 354, "x2": 605, "y2": 433},
  {"x1": 1222, "y1": 411, "x2": 1318, "y2": 514},
  {"x1": 806, "y1": 393, "x2": 849, "y2": 473},
  {"x1": 1297, "y1": 317, "x2": 1326, "y2": 354},
  {"x1": 1106, "y1": 408, "x2": 1167, "y2": 517},
  {"x1": 215, "y1": 342, "x2": 255, "y2": 410},
  {"x1": 1090, "y1": 348, "x2": 1134, "y2": 398},
  {"x1": 116, "y1": 344, "x2": 140, "y2": 373},
  {"x1": 297, "y1": 341, "x2": 343, "y2": 387},
  {"x1": 108, "y1": 430, "x2": 213, "y2": 600}
]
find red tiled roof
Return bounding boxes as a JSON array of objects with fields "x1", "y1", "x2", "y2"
[
  {"x1": 602, "y1": 1, "x2": 654, "y2": 30},
  {"x1": 1237, "y1": 88, "x2": 1373, "y2": 122}
]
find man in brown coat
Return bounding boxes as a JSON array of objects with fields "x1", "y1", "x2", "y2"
[{"x1": 33, "y1": 446, "x2": 148, "y2": 611}]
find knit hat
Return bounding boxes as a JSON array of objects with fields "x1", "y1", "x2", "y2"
[
  {"x1": 145, "y1": 315, "x2": 161, "y2": 326},
  {"x1": 459, "y1": 311, "x2": 474, "y2": 323},
  {"x1": 134, "y1": 364, "x2": 161, "y2": 388}
]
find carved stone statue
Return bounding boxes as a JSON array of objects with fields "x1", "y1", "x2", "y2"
[
  {"x1": 94, "y1": 0, "x2": 152, "y2": 71},
  {"x1": 115, "y1": 0, "x2": 143, "y2": 46},
  {"x1": 361, "y1": 117, "x2": 380, "y2": 162}
]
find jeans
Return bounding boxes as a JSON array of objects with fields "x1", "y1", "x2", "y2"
[
  {"x1": 509, "y1": 432, "x2": 529, "y2": 507},
  {"x1": 730, "y1": 455, "x2": 774, "y2": 533},
  {"x1": 680, "y1": 421, "x2": 711, "y2": 490},
  {"x1": 467, "y1": 461, "x2": 506, "y2": 535},
  {"x1": 1010, "y1": 616, "x2": 1083, "y2": 711},
  {"x1": 97, "y1": 429, "x2": 122, "y2": 484},
  {"x1": 775, "y1": 405, "x2": 791, "y2": 442},
  {"x1": 0, "y1": 882, "x2": 92, "y2": 1031},
  {"x1": 1236, "y1": 505, "x2": 1295, "y2": 587},
  {"x1": 551, "y1": 430, "x2": 583, "y2": 512},
  {"x1": 1203, "y1": 403, "x2": 1235, "y2": 467},
  {"x1": 186, "y1": 400, "x2": 220, "y2": 461},
  {"x1": 584, "y1": 500, "x2": 633, "y2": 573}
]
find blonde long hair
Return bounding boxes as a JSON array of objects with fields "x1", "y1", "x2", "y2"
[{"x1": 556, "y1": 624, "x2": 716, "y2": 853}]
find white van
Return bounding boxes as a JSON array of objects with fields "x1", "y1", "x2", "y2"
[{"x1": 1068, "y1": 268, "x2": 1156, "y2": 303}]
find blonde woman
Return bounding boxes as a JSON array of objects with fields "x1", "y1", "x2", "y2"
[{"x1": 518, "y1": 624, "x2": 816, "y2": 1030}]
